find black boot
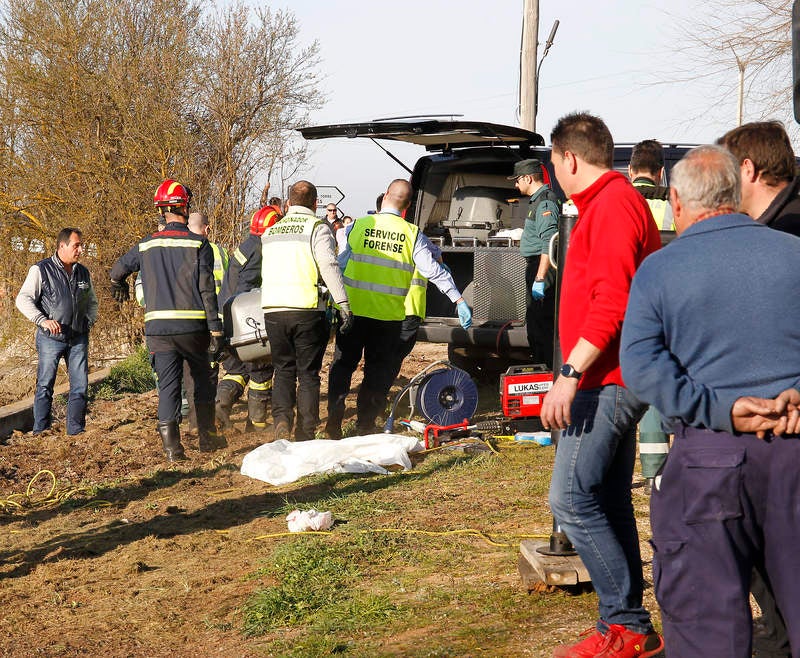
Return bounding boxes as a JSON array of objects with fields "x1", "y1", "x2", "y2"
[
  {"x1": 245, "y1": 394, "x2": 269, "y2": 432},
  {"x1": 324, "y1": 411, "x2": 344, "y2": 440},
  {"x1": 215, "y1": 380, "x2": 241, "y2": 430},
  {"x1": 157, "y1": 420, "x2": 186, "y2": 462},
  {"x1": 196, "y1": 402, "x2": 227, "y2": 451}
]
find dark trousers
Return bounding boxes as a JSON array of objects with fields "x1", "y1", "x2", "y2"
[
  {"x1": 183, "y1": 358, "x2": 219, "y2": 425},
  {"x1": 327, "y1": 316, "x2": 402, "y2": 431},
  {"x1": 651, "y1": 425, "x2": 800, "y2": 657},
  {"x1": 263, "y1": 310, "x2": 328, "y2": 441},
  {"x1": 147, "y1": 333, "x2": 213, "y2": 423},
  {"x1": 385, "y1": 315, "x2": 421, "y2": 386},
  {"x1": 524, "y1": 255, "x2": 555, "y2": 369},
  {"x1": 752, "y1": 565, "x2": 791, "y2": 657}
]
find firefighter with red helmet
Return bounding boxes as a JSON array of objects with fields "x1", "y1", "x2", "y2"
[
  {"x1": 214, "y1": 204, "x2": 280, "y2": 431},
  {"x1": 110, "y1": 179, "x2": 226, "y2": 461}
]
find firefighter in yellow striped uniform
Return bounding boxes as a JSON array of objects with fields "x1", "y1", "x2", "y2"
[{"x1": 110, "y1": 180, "x2": 226, "y2": 461}]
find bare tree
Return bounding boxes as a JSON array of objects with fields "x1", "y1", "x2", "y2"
[
  {"x1": 669, "y1": 1, "x2": 793, "y2": 129},
  {"x1": 0, "y1": 0, "x2": 321, "y2": 352},
  {"x1": 187, "y1": 4, "x2": 322, "y2": 249}
]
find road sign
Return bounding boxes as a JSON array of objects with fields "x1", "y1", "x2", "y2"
[{"x1": 316, "y1": 185, "x2": 345, "y2": 207}]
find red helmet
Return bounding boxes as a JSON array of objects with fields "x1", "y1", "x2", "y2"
[
  {"x1": 153, "y1": 179, "x2": 191, "y2": 209},
  {"x1": 249, "y1": 206, "x2": 279, "y2": 235}
]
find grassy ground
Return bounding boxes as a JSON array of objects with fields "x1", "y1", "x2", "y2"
[{"x1": 0, "y1": 343, "x2": 660, "y2": 657}]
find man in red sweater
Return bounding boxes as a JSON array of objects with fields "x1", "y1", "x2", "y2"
[{"x1": 541, "y1": 113, "x2": 663, "y2": 658}]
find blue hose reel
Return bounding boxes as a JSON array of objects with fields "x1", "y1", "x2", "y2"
[{"x1": 413, "y1": 366, "x2": 479, "y2": 426}]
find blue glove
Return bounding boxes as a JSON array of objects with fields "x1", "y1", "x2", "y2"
[
  {"x1": 531, "y1": 280, "x2": 546, "y2": 300},
  {"x1": 457, "y1": 300, "x2": 472, "y2": 329}
]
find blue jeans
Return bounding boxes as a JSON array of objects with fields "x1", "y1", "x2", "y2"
[
  {"x1": 548, "y1": 384, "x2": 651, "y2": 634},
  {"x1": 33, "y1": 329, "x2": 89, "y2": 435}
]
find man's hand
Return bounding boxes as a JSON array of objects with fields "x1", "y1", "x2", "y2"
[
  {"x1": 40, "y1": 319, "x2": 61, "y2": 335},
  {"x1": 208, "y1": 332, "x2": 226, "y2": 361},
  {"x1": 337, "y1": 302, "x2": 354, "y2": 335},
  {"x1": 110, "y1": 279, "x2": 129, "y2": 303},
  {"x1": 731, "y1": 389, "x2": 800, "y2": 438},
  {"x1": 456, "y1": 300, "x2": 472, "y2": 329},
  {"x1": 531, "y1": 280, "x2": 546, "y2": 300},
  {"x1": 540, "y1": 375, "x2": 579, "y2": 430}
]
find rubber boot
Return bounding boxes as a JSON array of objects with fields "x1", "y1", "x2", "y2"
[
  {"x1": 355, "y1": 387, "x2": 385, "y2": 436},
  {"x1": 215, "y1": 381, "x2": 241, "y2": 430},
  {"x1": 196, "y1": 402, "x2": 227, "y2": 452},
  {"x1": 157, "y1": 420, "x2": 186, "y2": 462},
  {"x1": 273, "y1": 419, "x2": 292, "y2": 442},
  {"x1": 324, "y1": 410, "x2": 343, "y2": 440},
  {"x1": 244, "y1": 393, "x2": 269, "y2": 433}
]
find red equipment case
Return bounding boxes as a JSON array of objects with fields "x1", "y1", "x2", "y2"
[{"x1": 499, "y1": 364, "x2": 553, "y2": 418}]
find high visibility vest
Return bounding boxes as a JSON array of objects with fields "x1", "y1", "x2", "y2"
[
  {"x1": 261, "y1": 213, "x2": 320, "y2": 309},
  {"x1": 344, "y1": 213, "x2": 418, "y2": 321},
  {"x1": 210, "y1": 242, "x2": 229, "y2": 296},
  {"x1": 633, "y1": 180, "x2": 673, "y2": 230},
  {"x1": 405, "y1": 266, "x2": 427, "y2": 318}
]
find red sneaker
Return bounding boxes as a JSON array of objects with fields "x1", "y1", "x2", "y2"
[
  {"x1": 553, "y1": 628, "x2": 606, "y2": 657},
  {"x1": 554, "y1": 624, "x2": 664, "y2": 658},
  {"x1": 594, "y1": 625, "x2": 664, "y2": 657}
]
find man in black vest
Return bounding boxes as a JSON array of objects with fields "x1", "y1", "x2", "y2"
[
  {"x1": 510, "y1": 158, "x2": 560, "y2": 369},
  {"x1": 16, "y1": 228, "x2": 98, "y2": 435}
]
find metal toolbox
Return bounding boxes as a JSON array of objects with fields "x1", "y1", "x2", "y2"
[{"x1": 222, "y1": 288, "x2": 271, "y2": 363}]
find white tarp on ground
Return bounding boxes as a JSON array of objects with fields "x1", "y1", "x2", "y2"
[{"x1": 240, "y1": 434, "x2": 424, "y2": 486}]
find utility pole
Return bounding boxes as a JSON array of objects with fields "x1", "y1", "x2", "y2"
[
  {"x1": 519, "y1": 0, "x2": 539, "y2": 132},
  {"x1": 729, "y1": 44, "x2": 746, "y2": 126}
]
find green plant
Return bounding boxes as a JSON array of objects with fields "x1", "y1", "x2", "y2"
[
  {"x1": 91, "y1": 345, "x2": 155, "y2": 399},
  {"x1": 242, "y1": 538, "x2": 358, "y2": 635}
]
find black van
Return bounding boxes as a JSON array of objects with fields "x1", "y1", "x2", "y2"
[{"x1": 300, "y1": 120, "x2": 692, "y2": 376}]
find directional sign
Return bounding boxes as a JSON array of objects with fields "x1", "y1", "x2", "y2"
[{"x1": 316, "y1": 185, "x2": 345, "y2": 207}]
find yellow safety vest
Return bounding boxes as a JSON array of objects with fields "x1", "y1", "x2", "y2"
[
  {"x1": 405, "y1": 266, "x2": 427, "y2": 318},
  {"x1": 633, "y1": 181, "x2": 673, "y2": 230},
  {"x1": 344, "y1": 213, "x2": 417, "y2": 321},
  {"x1": 210, "y1": 242, "x2": 229, "y2": 296},
  {"x1": 261, "y1": 213, "x2": 320, "y2": 309}
]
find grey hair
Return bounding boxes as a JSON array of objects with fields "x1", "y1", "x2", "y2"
[{"x1": 670, "y1": 145, "x2": 741, "y2": 212}]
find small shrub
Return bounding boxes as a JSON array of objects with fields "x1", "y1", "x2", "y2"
[
  {"x1": 92, "y1": 345, "x2": 154, "y2": 399},
  {"x1": 242, "y1": 539, "x2": 358, "y2": 635}
]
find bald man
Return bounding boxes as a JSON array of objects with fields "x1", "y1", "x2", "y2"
[{"x1": 326, "y1": 179, "x2": 472, "y2": 438}]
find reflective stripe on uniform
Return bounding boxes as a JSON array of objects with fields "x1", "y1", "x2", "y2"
[
  {"x1": 343, "y1": 276, "x2": 410, "y2": 298},
  {"x1": 248, "y1": 379, "x2": 272, "y2": 391},
  {"x1": 222, "y1": 374, "x2": 247, "y2": 387},
  {"x1": 349, "y1": 252, "x2": 415, "y2": 273},
  {"x1": 233, "y1": 248, "x2": 247, "y2": 266},
  {"x1": 139, "y1": 238, "x2": 201, "y2": 251},
  {"x1": 639, "y1": 443, "x2": 670, "y2": 454},
  {"x1": 144, "y1": 309, "x2": 207, "y2": 321}
]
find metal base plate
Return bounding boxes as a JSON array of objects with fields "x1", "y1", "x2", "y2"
[{"x1": 518, "y1": 539, "x2": 592, "y2": 590}]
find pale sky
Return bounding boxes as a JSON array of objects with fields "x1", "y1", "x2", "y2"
[{"x1": 254, "y1": 0, "x2": 792, "y2": 216}]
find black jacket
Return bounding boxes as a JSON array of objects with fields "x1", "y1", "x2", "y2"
[
  {"x1": 110, "y1": 222, "x2": 221, "y2": 335},
  {"x1": 758, "y1": 176, "x2": 800, "y2": 238},
  {"x1": 219, "y1": 232, "x2": 262, "y2": 305}
]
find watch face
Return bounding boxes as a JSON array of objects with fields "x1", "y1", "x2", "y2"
[{"x1": 560, "y1": 364, "x2": 579, "y2": 378}]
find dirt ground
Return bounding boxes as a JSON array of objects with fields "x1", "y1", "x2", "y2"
[{"x1": 0, "y1": 342, "x2": 661, "y2": 657}]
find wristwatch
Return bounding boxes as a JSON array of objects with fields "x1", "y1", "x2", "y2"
[{"x1": 560, "y1": 363, "x2": 583, "y2": 379}]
